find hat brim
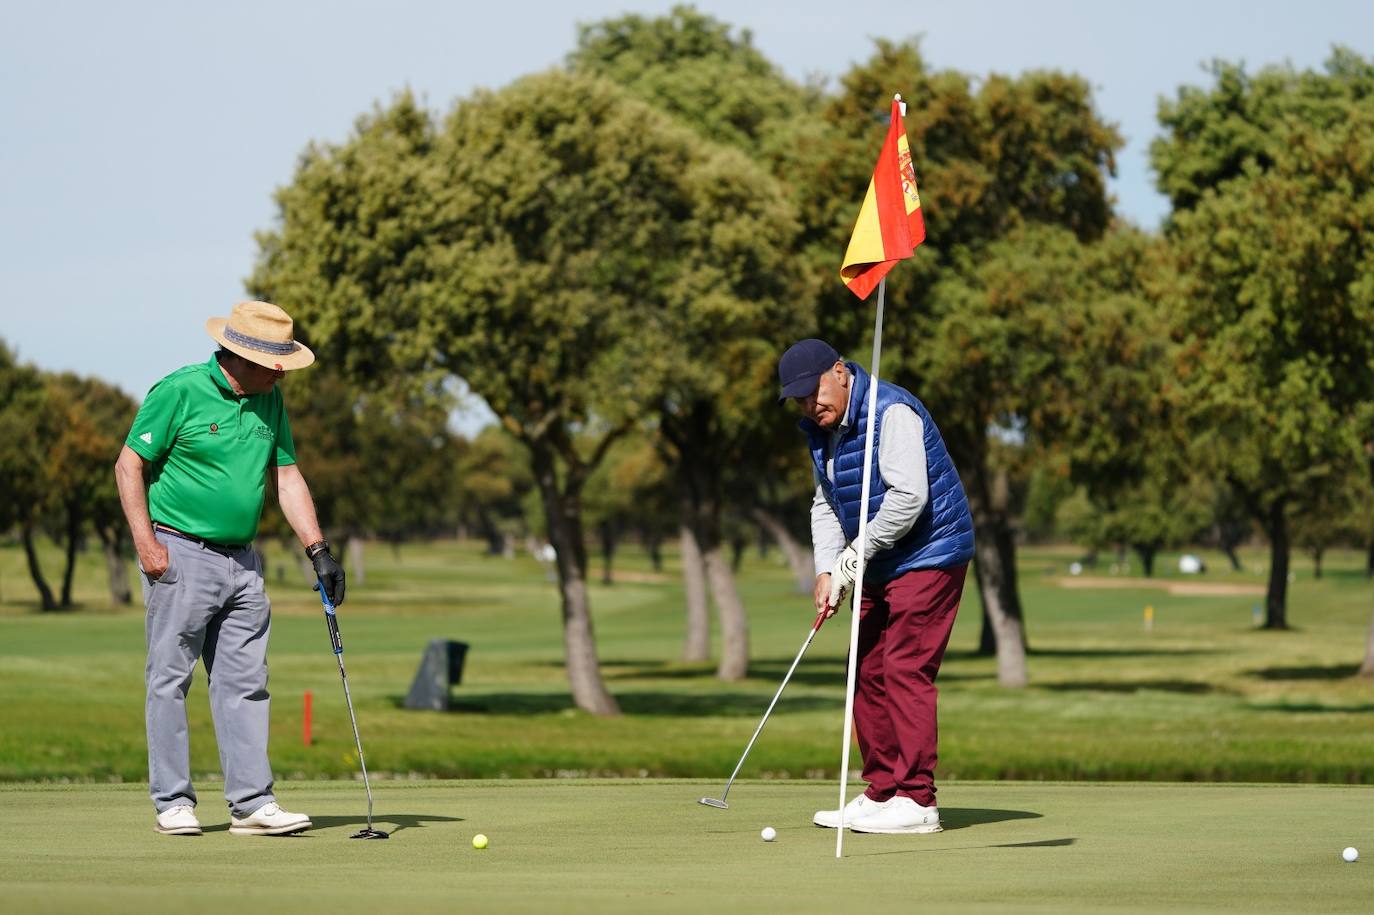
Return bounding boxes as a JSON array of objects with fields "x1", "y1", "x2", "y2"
[
  {"x1": 206, "y1": 318, "x2": 316, "y2": 370},
  {"x1": 778, "y1": 373, "x2": 821, "y2": 405}
]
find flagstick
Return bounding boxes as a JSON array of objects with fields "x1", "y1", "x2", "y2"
[{"x1": 835, "y1": 276, "x2": 886, "y2": 858}]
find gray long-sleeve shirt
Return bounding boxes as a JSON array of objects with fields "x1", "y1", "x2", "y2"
[{"x1": 811, "y1": 381, "x2": 929, "y2": 576}]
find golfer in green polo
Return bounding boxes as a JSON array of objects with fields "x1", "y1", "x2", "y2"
[{"x1": 114, "y1": 301, "x2": 346, "y2": 837}]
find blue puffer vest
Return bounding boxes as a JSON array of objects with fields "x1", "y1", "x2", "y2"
[{"x1": 803, "y1": 363, "x2": 975, "y2": 581}]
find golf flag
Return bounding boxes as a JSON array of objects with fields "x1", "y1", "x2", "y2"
[{"x1": 838, "y1": 98, "x2": 926, "y2": 300}]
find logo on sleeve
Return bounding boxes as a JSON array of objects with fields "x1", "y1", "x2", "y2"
[{"x1": 139, "y1": 432, "x2": 153, "y2": 445}]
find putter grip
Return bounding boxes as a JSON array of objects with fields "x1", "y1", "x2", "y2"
[{"x1": 317, "y1": 580, "x2": 343, "y2": 655}]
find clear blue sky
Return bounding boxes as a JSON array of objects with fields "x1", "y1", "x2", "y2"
[{"x1": 2, "y1": 0, "x2": 1369, "y2": 416}]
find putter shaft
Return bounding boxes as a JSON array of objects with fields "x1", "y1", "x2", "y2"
[
  {"x1": 708, "y1": 610, "x2": 827, "y2": 805},
  {"x1": 318, "y1": 580, "x2": 387, "y2": 839}
]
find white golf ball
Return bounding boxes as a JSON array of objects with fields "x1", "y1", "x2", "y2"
[
  {"x1": 761, "y1": 826, "x2": 777, "y2": 842},
  {"x1": 1343, "y1": 846, "x2": 1359, "y2": 863}
]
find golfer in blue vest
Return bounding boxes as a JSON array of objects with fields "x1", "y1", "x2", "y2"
[{"x1": 779, "y1": 338, "x2": 974, "y2": 834}]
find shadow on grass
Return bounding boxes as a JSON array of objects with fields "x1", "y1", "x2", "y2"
[
  {"x1": 1249, "y1": 664, "x2": 1361, "y2": 681},
  {"x1": 435, "y1": 691, "x2": 846, "y2": 716},
  {"x1": 941, "y1": 807, "x2": 1042, "y2": 830},
  {"x1": 203, "y1": 812, "x2": 463, "y2": 836},
  {"x1": 1037, "y1": 679, "x2": 1222, "y2": 695},
  {"x1": 1248, "y1": 701, "x2": 1374, "y2": 714},
  {"x1": 589, "y1": 655, "x2": 993, "y2": 686},
  {"x1": 1022, "y1": 647, "x2": 1217, "y2": 659},
  {"x1": 991, "y1": 837, "x2": 1075, "y2": 848},
  {"x1": 1309, "y1": 569, "x2": 1374, "y2": 584}
]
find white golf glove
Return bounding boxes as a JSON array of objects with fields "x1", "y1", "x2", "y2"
[{"x1": 827, "y1": 545, "x2": 861, "y2": 609}]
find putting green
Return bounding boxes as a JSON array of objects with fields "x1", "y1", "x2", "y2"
[{"x1": 2, "y1": 781, "x2": 1371, "y2": 914}]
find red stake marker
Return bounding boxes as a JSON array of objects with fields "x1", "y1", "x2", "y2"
[{"x1": 304, "y1": 690, "x2": 313, "y2": 747}]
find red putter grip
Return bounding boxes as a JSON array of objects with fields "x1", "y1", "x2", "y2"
[{"x1": 813, "y1": 608, "x2": 829, "y2": 631}]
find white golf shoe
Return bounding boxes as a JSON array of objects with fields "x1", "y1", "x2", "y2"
[
  {"x1": 847, "y1": 796, "x2": 942, "y2": 834},
  {"x1": 813, "y1": 793, "x2": 889, "y2": 828},
  {"x1": 154, "y1": 804, "x2": 202, "y2": 836},
  {"x1": 229, "y1": 801, "x2": 312, "y2": 836}
]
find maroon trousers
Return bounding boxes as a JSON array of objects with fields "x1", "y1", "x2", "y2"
[{"x1": 853, "y1": 563, "x2": 967, "y2": 808}]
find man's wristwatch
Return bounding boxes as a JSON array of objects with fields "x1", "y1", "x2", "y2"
[{"x1": 305, "y1": 539, "x2": 330, "y2": 559}]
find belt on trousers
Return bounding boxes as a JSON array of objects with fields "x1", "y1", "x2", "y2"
[{"x1": 154, "y1": 524, "x2": 249, "y2": 555}]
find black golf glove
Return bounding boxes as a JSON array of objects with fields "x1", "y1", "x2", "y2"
[{"x1": 308, "y1": 540, "x2": 346, "y2": 607}]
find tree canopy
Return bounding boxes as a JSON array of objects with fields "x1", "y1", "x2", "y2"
[{"x1": 1153, "y1": 49, "x2": 1374, "y2": 626}]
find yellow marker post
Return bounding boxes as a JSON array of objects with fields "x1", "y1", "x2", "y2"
[{"x1": 1144, "y1": 605, "x2": 1154, "y2": 632}]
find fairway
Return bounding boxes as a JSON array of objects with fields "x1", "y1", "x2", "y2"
[
  {"x1": 2, "y1": 780, "x2": 1371, "y2": 914},
  {"x1": 5, "y1": 540, "x2": 1374, "y2": 785}
]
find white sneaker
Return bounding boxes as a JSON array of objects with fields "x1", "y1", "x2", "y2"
[
  {"x1": 229, "y1": 801, "x2": 311, "y2": 836},
  {"x1": 813, "y1": 794, "x2": 889, "y2": 828},
  {"x1": 847, "y1": 796, "x2": 942, "y2": 834},
  {"x1": 154, "y1": 804, "x2": 202, "y2": 836}
]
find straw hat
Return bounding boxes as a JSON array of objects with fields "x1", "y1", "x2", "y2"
[{"x1": 205, "y1": 301, "x2": 316, "y2": 371}]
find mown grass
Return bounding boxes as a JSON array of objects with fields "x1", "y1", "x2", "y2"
[
  {"x1": 4, "y1": 780, "x2": 1373, "y2": 915},
  {"x1": 2, "y1": 536, "x2": 1373, "y2": 783}
]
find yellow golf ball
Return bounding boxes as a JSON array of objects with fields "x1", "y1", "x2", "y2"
[{"x1": 472, "y1": 833, "x2": 489, "y2": 850}]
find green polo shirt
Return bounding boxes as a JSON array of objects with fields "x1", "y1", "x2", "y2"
[{"x1": 125, "y1": 354, "x2": 297, "y2": 544}]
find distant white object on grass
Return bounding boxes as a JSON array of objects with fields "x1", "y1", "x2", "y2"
[
  {"x1": 1343, "y1": 846, "x2": 1359, "y2": 863},
  {"x1": 1178, "y1": 554, "x2": 1204, "y2": 574},
  {"x1": 1069, "y1": 562, "x2": 1083, "y2": 576},
  {"x1": 761, "y1": 826, "x2": 777, "y2": 842},
  {"x1": 539, "y1": 544, "x2": 557, "y2": 563}
]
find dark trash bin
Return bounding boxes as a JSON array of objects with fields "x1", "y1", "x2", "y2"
[{"x1": 403, "y1": 639, "x2": 469, "y2": 711}]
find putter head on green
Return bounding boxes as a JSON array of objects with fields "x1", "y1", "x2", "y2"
[
  {"x1": 698, "y1": 797, "x2": 728, "y2": 809},
  {"x1": 351, "y1": 828, "x2": 390, "y2": 839}
]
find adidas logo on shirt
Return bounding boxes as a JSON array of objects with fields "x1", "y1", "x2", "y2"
[{"x1": 139, "y1": 432, "x2": 153, "y2": 445}]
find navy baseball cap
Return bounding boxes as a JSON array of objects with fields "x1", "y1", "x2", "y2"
[{"x1": 777, "y1": 339, "x2": 841, "y2": 404}]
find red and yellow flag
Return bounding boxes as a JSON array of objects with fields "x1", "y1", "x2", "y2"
[{"x1": 839, "y1": 97, "x2": 926, "y2": 300}]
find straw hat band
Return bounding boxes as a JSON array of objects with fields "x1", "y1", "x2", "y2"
[{"x1": 223, "y1": 325, "x2": 300, "y2": 356}]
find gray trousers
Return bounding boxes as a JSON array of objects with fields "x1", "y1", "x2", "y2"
[{"x1": 143, "y1": 531, "x2": 276, "y2": 816}]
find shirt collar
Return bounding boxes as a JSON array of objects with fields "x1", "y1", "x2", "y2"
[{"x1": 207, "y1": 353, "x2": 239, "y2": 395}]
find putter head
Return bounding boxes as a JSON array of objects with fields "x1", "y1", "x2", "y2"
[
  {"x1": 698, "y1": 797, "x2": 729, "y2": 809},
  {"x1": 350, "y1": 828, "x2": 390, "y2": 839}
]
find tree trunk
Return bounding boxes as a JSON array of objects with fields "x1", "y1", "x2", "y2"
[
  {"x1": 1135, "y1": 545, "x2": 1156, "y2": 578},
  {"x1": 1216, "y1": 516, "x2": 1248, "y2": 572},
  {"x1": 1366, "y1": 539, "x2": 1374, "y2": 579},
  {"x1": 703, "y1": 544, "x2": 749, "y2": 681},
  {"x1": 967, "y1": 464, "x2": 1028, "y2": 687},
  {"x1": 685, "y1": 478, "x2": 750, "y2": 680},
  {"x1": 1223, "y1": 543, "x2": 1243, "y2": 573},
  {"x1": 1360, "y1": 607, "x2": 1374, "y2": 677},
  {"x1": 679, "y1": 521, "x2": 711, "y2": 663},
  {"x1": 22, "y1": 525, "x2": 57, "y2": 611},
  {"x1": 347, "y1": 537, "x2": 366, "y2": 587},
  {"x1": 1312, "y1": 547, "x2": 1324, "y2": 581},
  {"x1": 752, "y1": 507, "x2": 814, "y2": 595},
  {"x1": 1262, "y1": 499, "x2": 1290, "y2": 630},
  {"x1": 977, "y1": 605, "x2": 997, "y2": 656},
  {"x1": 662, "y1": 405, "x2": 750, "y2": 677},
  {"x1": 599, "y1": 520, "x2": 616, "y2": 586},
  {"x1": 530, "y1": 442, "x2": 619, "y2": 716},
  {"x1": 730, "y1": 532, "x2": 748, "y2": 573},
  {"x1": 476, "y1": 506, "x2": 505, "y2": 556},
  {"x1": 97, "y1": 526, "x2": 131, "y2": 605},
  {"x1": 60, "y1": 506, "x2": 80, "y2": 607},
  {"x1": 644, "y1": 530, "x2": 663, "y2": 572}
]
